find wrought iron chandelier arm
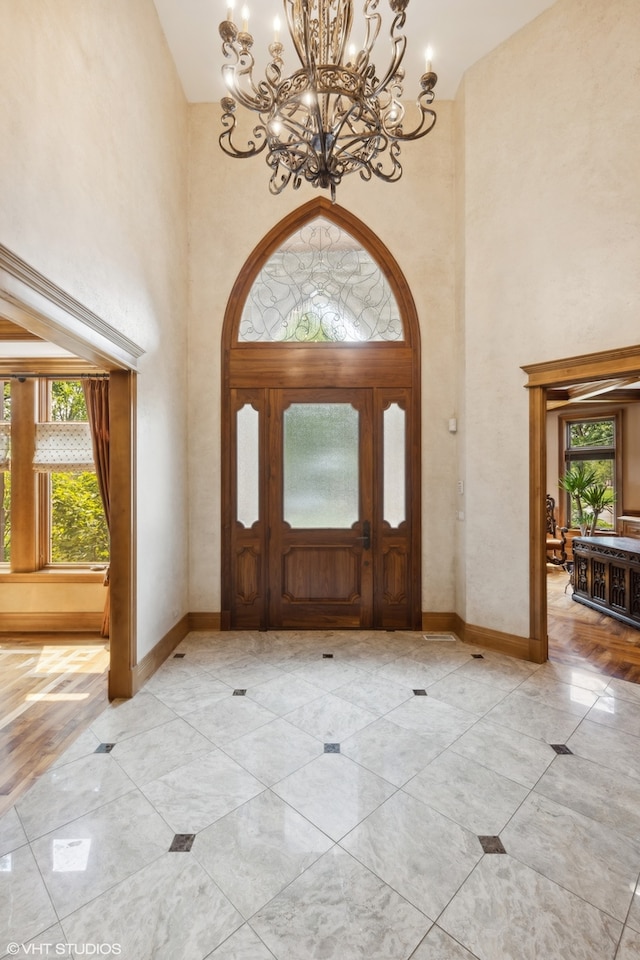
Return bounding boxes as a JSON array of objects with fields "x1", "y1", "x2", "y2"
[
  {"x1": 284, "y1": 0, "x2": 310, "y2": 69},
  {"x1": 369, "y1": 139, "x2": 403, "y2": 182},
  {"x1": 368, "y1": 18, "x2": 407, "y2": 98},
  {"x1": 358, "y1": 0, "x2": 382, "y2": 73},
  {"x1": 222, "y1": 62, "x2": 275, "y2": 114},
  {"x1": 219, "y1": 101, "x2": 270, "y2": 159},
  {"x1": 385, "y1": 79, "x2": 437, "y2": 141},
  {"x1": 220, "y1": 20, "x2": 276, "y2": 113}
]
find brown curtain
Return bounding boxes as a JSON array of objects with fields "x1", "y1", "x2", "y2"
[{"x1": 83, "y1": 379, "x2": 110, "y2": 637}]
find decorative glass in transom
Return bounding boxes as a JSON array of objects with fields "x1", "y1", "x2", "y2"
[{"x1": 239, "y1": 217, "x2": 404, "y2": 343}]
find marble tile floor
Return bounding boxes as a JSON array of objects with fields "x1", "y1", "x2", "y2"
[{"x1": 2, "y1": 629, "x2": 640, "y2": 960}]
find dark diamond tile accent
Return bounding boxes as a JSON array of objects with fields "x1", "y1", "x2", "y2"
[
  {"x1": 95, "y1": 743, "x2": 115, "y2": 753},
  {"x1": 324, "y1": 743, "x2": 341, "y2": 753},
  {"x1": 479, "y1": 835, "x2": 507, "y2": 854},
  {"x1": 551, "y1": 743, "x2": 574, "y2": 755},
  {"x1": 173, "y1": 653, "x2": 185, "y2": 659},
  {"x1": 472, "y1": 654, "x2": 485, "y2": 659},
  {"x1": 413, "y1": 689, "x2": 428, "y2": 696},
  {"x1": 233, "y1": 689, "x2": 247, "y2": 696},
  {"x1": 169, "y1": 834, "x2": 195, "y2": 852},
  {"x1": 322, "y1": 653, "x2": 334, "y2": 659}
]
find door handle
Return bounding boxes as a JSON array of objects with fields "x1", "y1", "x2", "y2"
[{"x1": 355, "y1": 520, "x2": 371, "y2": 550}]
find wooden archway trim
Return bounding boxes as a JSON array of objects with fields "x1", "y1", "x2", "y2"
[
  {"x1": 221, "y1": 197, "x2": 421, "y2": 353},
  {"x1": 522, "y1": 343, "x2": 640, "y2": 663}
]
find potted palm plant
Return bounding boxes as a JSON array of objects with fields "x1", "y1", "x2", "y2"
[
  {"x1": 559, "y1": 463, "x2": 615, "y2": 535},
  {"x1": 580, "y1": 482, "x2": 616, "y2": 535}
]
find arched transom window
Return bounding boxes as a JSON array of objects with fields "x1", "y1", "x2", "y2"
[{"x1": 239, "y1": 216, "x2": 404, "y2": 343}]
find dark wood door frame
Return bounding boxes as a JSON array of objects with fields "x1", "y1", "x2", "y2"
[
  {"x1": 523, "y1": 343, "x2": 640, "y2": 663},
  {"x1": 222, "y1": 198, "x2": 423, "y2": 630}
]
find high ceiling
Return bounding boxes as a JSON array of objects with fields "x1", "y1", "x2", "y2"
[
  {"x1": 4, "y1": 0, "x2": 639, "y2": 398},
  {"x1": 152, "y1": 0, "x2": 557, "y2": 102}
]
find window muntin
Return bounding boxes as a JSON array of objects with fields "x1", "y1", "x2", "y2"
[{"x1": 239, "y1": 217, "x2": 404, "y2": 343}]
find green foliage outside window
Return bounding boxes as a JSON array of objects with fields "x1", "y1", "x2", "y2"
[
  {"x1": 48, "y1": 380, "x2": 109, "y2": 564},
  {"x1": 568, "y1": 420, "x2": 614, "y2": 448},
  {"x1": 564, "y1": 417, "x2": 616, "y2": 531},
  {"x1": 51, "y1": 472, "x2": 109, "y2": 562},
  {"x1": 0, "y1": 379, "x2": 109, "y2": 565},
  {"x1": 51, "y1": 380, "x2": 87, "y2": 421}
]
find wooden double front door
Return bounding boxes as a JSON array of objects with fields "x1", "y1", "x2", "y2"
[
  {"x1": 225, "y1": 382, "x2": 420, "y2": 630},
  {"x1": 221, "y1": 200, "x2": 422, "y2": 632}
]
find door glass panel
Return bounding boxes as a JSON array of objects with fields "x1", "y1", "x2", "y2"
[
  {"x1": 284, "y1": 403, "x2": 358, "y2": 528},
  {"x1": 237, "y1": 404, "x2": 259, "y2": 527},
  {"x1": 384, "y1": 403, "x2": 405, "y2": 527}
]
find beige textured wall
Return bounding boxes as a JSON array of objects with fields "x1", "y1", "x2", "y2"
[
  {"x1": 191, "y1": 0, "x2": 640, "y2": 632},
  {"x1": 453, "y1": 83, "x2": 467, "y2": 619},
  {"x1": 188, "y1": 102, "x2": 458, "y2": 614},
  {"x1": 4, "y1": 0, "x2": 637, "y2": 649},
  {"x1": 460, "y1": 0, "x2": 640, "y2": 636},
  {"x1": 0, "y1": 0, "x2": 189, "y2": 658}
]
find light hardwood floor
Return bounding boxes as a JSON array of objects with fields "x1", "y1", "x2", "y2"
[
  {"x1": 547, "y1": 564, "x2": 640, "y2": 683},
  {"x1": 0, "y1": 635, "x2": 109, "y2": 816}
]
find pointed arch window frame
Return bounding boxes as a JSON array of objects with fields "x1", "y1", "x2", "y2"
[
  {"x1": 225, "y1": 199, "x2": 420, "y2": 353},
  {"x1": 238, "y1": 215, "x2": 406, "y2": 345}
]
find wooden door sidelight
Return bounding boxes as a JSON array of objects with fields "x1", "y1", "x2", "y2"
[{"x1": 221, "y1": 199, "x2": 422, "y2": 631}]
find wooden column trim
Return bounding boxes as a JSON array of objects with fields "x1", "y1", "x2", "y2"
[
  {"x1": 108, "y1": 370, "x2": 136, "y2": 699},
  {"x1": 528, "y1": 384, "x2": 547, "y2": 662}
]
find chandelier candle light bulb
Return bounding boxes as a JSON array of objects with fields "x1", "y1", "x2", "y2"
[
  {"x1": 218, "y1": 0, "x2": 438, "y2": 201},
  {"x1": 425, "y1": 46, "x2": 433, "y2": 73}
]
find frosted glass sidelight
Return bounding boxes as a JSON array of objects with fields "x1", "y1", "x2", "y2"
[
  {"x1": 384, "y1": 404, "x2": 405, "y2": 527},
  {"x1": 237, "y1": 404, "x2": 260, "y2": 527},
  {"x1": 284, "y1": 404, "x2": 358, "y2": 528}
]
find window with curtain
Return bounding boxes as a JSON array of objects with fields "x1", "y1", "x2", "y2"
[
  {"x1": 1, "y1": 378, "x2": 109, "y2": 569},
  {"x1": 40, "y1": 380, "x2": 109, "y2": 564}
]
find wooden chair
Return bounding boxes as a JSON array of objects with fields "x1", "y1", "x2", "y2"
[{"x1": 546, "y1": 494, "x2": 568, "y2": 566}]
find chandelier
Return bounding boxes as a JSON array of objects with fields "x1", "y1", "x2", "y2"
[{"x1": 219, "y1": 0, "x2": 437, "y2": 201}]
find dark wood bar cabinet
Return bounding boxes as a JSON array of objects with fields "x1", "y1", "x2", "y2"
[{"x1": 572, "y1": 536, "x2": 640, "y2": 630}]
